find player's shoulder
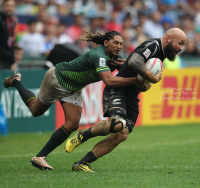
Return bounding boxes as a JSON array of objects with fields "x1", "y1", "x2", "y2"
[
  {"x1": 133, "y1": 38, "x2": 163, "y2": 60},
  {"x1": 89, "y1": 45, "x2": 107, "y2": 58},
  {"x1": 136, "y1": 38, "x2": 161, "y2": 54},
  {"x1": 143, "y1": 38, "x2": 161, "y2": 48}
]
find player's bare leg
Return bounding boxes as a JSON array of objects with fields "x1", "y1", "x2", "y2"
[
  {"x1": 91, "y1": 128, "x2": 129, "y2": 158},
  {"x1": 31, "y1": 102, "x2": 82, "y2": 170},
  {"x1": 4, "y1": 72, "x2": 83, "y2": 170},
  {"x1": 66, "y1": 118, "x2": 124, "y2": 153},
  {"x1": 91, "y1": 118, "x2": 124, "y2": 136},
  {"x1": 72, "y1": 128, "x2": 129, "y2": 172},
  {"x1": 28, "y1": 98, "x2": 50, "y2": 117}
]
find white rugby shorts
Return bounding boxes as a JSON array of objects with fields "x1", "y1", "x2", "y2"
[{"x1": 38, "y1": 67, "x2": 82, "y2": 107}]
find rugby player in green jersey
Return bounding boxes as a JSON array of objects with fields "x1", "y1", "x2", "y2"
[{"x1": 3, "y1": 30, "x2": 150, "y2": 170}]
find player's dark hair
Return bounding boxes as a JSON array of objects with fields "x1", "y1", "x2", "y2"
[{"x1": 79, "y1": 30, "x2": 121, "y2": 45}]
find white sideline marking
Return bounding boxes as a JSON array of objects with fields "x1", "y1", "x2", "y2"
[
  {"x1": 0, "y1": 151, "x2": 65, "y2": 158},
  {"x1": 0, "y1": 139, "x2": 199, "y2": 158}
]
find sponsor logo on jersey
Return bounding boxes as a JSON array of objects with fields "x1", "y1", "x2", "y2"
[
  {"x1": 99, "y1": 58, "x2": 106, "y2": 66},
  {"x1": 143, "y1": 48, "x2": 151, "y2": 58},
  {"x1": 112, "y1": 99, "x2": 121, "y2": 105}
]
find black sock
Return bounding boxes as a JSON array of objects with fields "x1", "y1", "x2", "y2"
[
  {"x1": 78, "y1": 151, "x2": 97, "y2": 164},
  {"x1": 81, "y1": 128, "x2": 94, "y2": 142},
  {"x1": 36, "y1": 126, "x2": 70, "y2": 157},
  {"x1": 12, "y1": 80, "x2": 36, "y2": 106}
]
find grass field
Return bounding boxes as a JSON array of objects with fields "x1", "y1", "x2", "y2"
[{"x1": 0, "y1": 124, "x2": 200, "y2": 188}]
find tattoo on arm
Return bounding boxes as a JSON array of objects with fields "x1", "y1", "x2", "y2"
[{"x1": 128, "y1": 53, "x2": 148, "y2": 75}]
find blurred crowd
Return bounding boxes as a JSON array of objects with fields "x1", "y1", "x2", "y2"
[{"x1": 0, "y1": 0, "x2": 200, "y2": 70}]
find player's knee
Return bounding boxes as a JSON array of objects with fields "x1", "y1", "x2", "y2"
[
  {"x1": 32, "y1": 112, "x2": 38, "y2": 117},
  {"x1": 108, "y1": 109, "x2": 126, "y2": 133},
  {"x1": 110, "y1": 118, "x2": 125, "y2": 133},
  {"x1": 63, "y1": 120, "x2": 79, "y2": 133},
  {"x1": 113, "y1": 122, "x2": 124, "y2": 132},
  {"x1": 115, "y1": 130, "x2": 129, "y2": 144},
  {"x1": 31, "y1": 110, "x2": 43, "y2": 117}
]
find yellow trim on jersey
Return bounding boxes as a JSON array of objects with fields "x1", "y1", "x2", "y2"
[{"x1": 96, "y1": 66, "x2": 110, "y2": 72}]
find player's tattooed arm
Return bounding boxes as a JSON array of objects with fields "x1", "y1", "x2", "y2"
[
  {"x1": 128, "y1": 53, "x2": 148, "y2": 75},
  {"x1": 128, "y1": 53, "x2": 162, "y2": 83}
]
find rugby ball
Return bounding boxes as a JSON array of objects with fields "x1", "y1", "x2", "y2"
[{"x1": 137, "y1": 58, "x2": 162, "y2": 83}]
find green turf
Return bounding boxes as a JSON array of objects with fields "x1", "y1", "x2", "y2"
[{"x1": 0, "y1": 124, "x2": 200, "y2": 188}]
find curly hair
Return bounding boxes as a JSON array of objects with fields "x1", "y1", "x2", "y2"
[{"x1": 79, "y1": 29, "x2": 122, "y2": 45}]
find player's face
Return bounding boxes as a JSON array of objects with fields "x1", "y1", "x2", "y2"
[
  {"x1": 3, "y1": 0, "x2": 15, "y2": 16},
  {"x1": 165, "y1": 34, "x2": 186, "y2": 61},
  {"x1": 106, "y1": 36, "x2": 123, "y2": 57}
]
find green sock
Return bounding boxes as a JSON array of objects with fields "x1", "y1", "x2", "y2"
[{"x1": 12, "y1": 80, "x2": 36, "y2": 106}]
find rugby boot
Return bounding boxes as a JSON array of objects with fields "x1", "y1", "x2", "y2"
[{"x1": 3, "y1": 72, "x2": 22, "y2": 88}]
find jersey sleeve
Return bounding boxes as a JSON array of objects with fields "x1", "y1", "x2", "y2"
[
  {"x1": 90, "y1": 52, "x2": 111, "y2": 74},
  {"x1": 136, "y1": 41, "x2": 159, "y2": 63}
]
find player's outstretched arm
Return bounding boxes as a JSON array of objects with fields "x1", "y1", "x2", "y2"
[{"x1": 98, "y1": 71, "x2": 139, "y2": 87}]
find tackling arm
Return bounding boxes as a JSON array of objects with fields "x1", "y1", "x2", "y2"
[{"x1": 98, "y1": 71, "x2": 139, "y2": 87}]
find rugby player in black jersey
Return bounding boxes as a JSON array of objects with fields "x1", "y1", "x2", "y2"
[{"x1": 66, "y1": 28, "x2": 187, "y2": 172}]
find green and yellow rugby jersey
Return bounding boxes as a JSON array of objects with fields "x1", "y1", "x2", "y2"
[{"x1": 55, "y1": 45, "x2": 122, "y2": 91}]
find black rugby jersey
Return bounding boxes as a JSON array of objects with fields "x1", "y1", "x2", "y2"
[{"x1": 117, "y1": 38, "x2": 166, "y2": 78}]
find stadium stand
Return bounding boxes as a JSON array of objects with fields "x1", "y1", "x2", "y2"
[{"x1": 0, "y1": 0, "x2": 200, "y2": 69}]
